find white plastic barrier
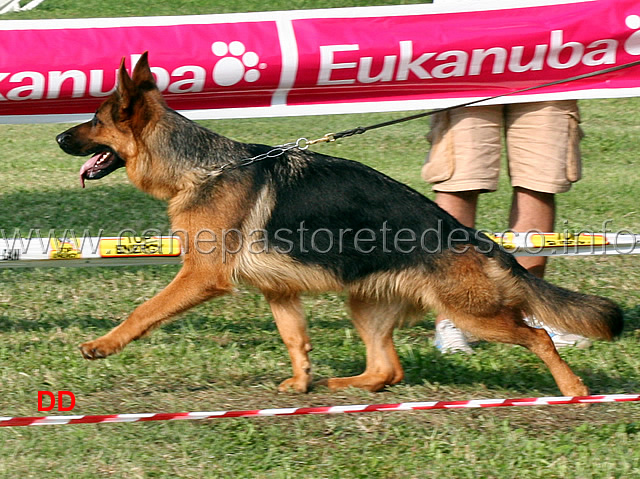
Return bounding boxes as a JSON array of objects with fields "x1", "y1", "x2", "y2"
[{"x1": 1, "y1": 232, "x2": 639, "y2": 268}]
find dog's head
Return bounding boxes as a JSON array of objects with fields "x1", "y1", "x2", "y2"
[{"x1": 56, "y1": 52, "x2": 164, "y2": 188}]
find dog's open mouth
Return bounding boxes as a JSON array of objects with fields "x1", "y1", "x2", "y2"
[{"x1": 79, "y1": 149, "x2": 125, "y2": 188}]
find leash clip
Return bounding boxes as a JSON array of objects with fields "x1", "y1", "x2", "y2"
[{"x1": 303, "y1": 133, "x2": 336, "y2": 148}]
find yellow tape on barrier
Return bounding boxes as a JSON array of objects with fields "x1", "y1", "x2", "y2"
[
  {"x1": 491, "y1": 233, "x2": 610, "y2": 250},
  {"x1": 99, "y1": 236, "x2": 181, "y2": 258}
]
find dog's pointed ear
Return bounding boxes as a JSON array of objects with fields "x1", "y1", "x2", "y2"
[
  {"x1": 131, "y1": 52, "x2": 156, "y2": 88},
  {"x1": 116, "y1": 57, "x2": 136, "y2": 111}
]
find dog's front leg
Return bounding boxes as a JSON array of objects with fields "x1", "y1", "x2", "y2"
[
  {"x1": 80, "y1": 265, "x2": 232, "y2": 359},
  {"x1": 267, "y1": 294, "x2": 313, "y2": 393}
]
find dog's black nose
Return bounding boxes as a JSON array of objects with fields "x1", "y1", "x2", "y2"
[{"x1": 56, "y1": 132, "x2": 71, "y2": 147}]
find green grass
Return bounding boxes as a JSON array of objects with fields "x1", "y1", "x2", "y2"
[
  {"x1": 3, "y1": 0, "x2": 429, "y2": 19},
  {"x1": 2, "y1": 1, "x2": 640, "y2": 478}
]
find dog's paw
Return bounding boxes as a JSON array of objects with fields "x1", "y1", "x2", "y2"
[
  {"x1": 278, "y1": 376, "x2": 311, "y2": 393},
  {"x1": 559, "y1": 377, "x2": 590, "y2": 406},
  {"x1": 79, "y1": 338, "x2": 120, "y2": 360},
  {"x1": 317, "y1": 376, "x2": 387, "y2": 392}
]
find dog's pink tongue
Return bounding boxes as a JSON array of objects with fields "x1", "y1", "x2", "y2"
[{"x1": 79, "y1": 154, "x2": 100, "y2": 188}]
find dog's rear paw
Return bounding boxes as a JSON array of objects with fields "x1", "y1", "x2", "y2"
[
  {"x1": 318, "y1": 375, "x2": 387, "y2": 392},
  {"x1": 278, "y1": 376, "x2": 312, "y2": 393},
  {"x1": 79, "y1": 338, "x2": 120, "y2": 360}
]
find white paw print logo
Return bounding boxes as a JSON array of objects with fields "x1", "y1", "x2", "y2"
[
  {"x1": 211, "y1": 41, "x2": 266, "y2": 86},
  {"x1": 625, "y1": 15, "x2": 640, "y2": 55}
]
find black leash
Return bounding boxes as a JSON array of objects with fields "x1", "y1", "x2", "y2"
[
  {"x1": 213, "y1": 60, "x2": 640, "y2": 173},
  {"x1": 309, "y1": 59, "x2": 640, "y2": 144}
]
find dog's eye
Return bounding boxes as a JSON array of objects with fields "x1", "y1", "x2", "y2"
[{"x1": 91, "y1": 116, "x2": 102, "y2": 127}]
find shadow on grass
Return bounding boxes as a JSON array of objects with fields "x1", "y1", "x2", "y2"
[
  {"x1": 0, "y1": 184, "x2": 168, "y2": 233},
  {"x1": 1, "y1": 315, "x2": 636, "y2": 395},
  {"x1": 316, "y1": 347, "x2": 639, "y2": 395},
  {"x1": 0, "y1": 314, "x2": 122, "y2": 332},
  {"x1": 621, "y1": 304, "x2": 640, "y2": 331}
]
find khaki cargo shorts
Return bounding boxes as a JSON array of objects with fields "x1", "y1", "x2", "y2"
[{"x1": 422, "y1": 101, "x2": 582, "y2": 194}]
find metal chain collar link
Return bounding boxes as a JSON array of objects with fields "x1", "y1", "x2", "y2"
[{"x1": 208, "y1": 136, "x2": 328, "y2": 175}]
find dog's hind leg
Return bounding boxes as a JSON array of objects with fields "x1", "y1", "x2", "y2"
[
  {"x1": 266, "y1": 293, "x2": 313, "y2": 393},
  {"x1": 79, "y1": 265, "x2": 232, "y2": 359},
  {"x1": 323, "y1": 296, "x2": 404, "y2": 392},
  {"x1": 452, "y1": 309, "x2": 589, "y2": 397}
]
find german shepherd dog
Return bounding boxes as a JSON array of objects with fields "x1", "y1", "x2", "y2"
[{"x1": 56, "y1": 53, "x2": 623, "y2": 396}]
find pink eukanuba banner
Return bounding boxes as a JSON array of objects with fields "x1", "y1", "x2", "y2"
[{"x1": 1, "y1": 0, "x2": 640, "y2": 123}]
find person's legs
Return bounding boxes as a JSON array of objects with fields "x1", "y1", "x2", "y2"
[
  {"x1": 425, "y1": 106, "x2": 503, "y2": 354},
  {"x1": 435, "y1": 191, "x2": 480, "y2": 229},
  {"x1": 509, "y1": 187, "x2": 555, "y2": 278},
  {"x1": 431, "y1": 101, "x2": 587, "y2": 352},
  {"x1": 433, "y1": 191, "x2": 481, "y2": 354},
  {"x1": 506, "y1": 101, "x2": 590, "y2": 348}
]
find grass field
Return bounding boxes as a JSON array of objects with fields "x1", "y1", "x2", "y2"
[{"x1": 2, "y1": 1, "x2": 640, "y2": 478}]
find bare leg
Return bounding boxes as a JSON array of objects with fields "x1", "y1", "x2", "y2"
[
  {"x1": 267, "y1": 294, "x2": 313, "y2": 393},
  {"x1": 510, "y1": 187, "x2": 555, "y2": 278},
  {"x1": 434, "y1": 191, "x2": 480, "y2": 328},
  {"x1": 438, "y1": 187, "x2": 555, "y2": 278},
  {"x1": 325, "y1": 297, "x2": 404, "y2": 392},
  {"x1": 435, "y1": 190, "x2": 480, "y2": 230}
]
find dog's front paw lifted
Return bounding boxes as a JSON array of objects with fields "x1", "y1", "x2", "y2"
[{"x1": 79, "y1": 337, "x2": 121, "y2": 359}]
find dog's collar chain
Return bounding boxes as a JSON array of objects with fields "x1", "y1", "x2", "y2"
[{"x1": 206, "y1": 137, "x2": 311, "y2": 176}]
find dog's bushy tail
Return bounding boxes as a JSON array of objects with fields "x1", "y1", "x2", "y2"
[{"x1": 518, "y1": 270, "x2": 623, "y2": 340}]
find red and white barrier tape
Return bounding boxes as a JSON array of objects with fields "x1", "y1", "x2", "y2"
[{"x1": 1, "y1": 394, "x2": 638, "y2": 427}]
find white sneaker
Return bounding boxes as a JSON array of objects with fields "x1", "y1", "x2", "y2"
[
  {"x1": 434, "y1": 319, "x2": 474, "y2": 354},
  {"x1": 523, "y1": 316, "x2": 592, "y2": 349}
]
